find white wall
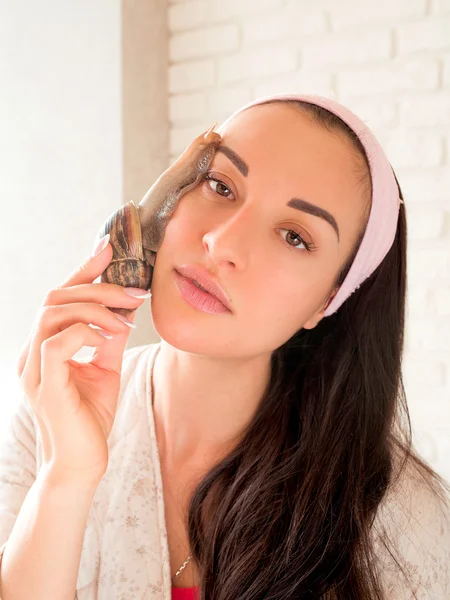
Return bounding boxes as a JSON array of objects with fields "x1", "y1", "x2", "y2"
[
  {"x1": 167, "y1": 0, "x2": 450, "y2": 482},
  {"x1": 0, "y1": 1, "x2": 122, "y2": 436}
]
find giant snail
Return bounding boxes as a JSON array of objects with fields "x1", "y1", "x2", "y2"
[{"x1": 93, "y1": 124, "x2": 221, "y2": 318}]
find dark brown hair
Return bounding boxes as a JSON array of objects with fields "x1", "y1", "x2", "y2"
[{"x1": 185, "y1": 99, "x2": 450, "y2": 599}]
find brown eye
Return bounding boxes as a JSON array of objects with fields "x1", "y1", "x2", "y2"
[
  {"x1": 279, "y1": 228, "x2": 314, "y2": 253},
  {"x1": 203, "y1": 174, "x2": 234, "y2": 199}
]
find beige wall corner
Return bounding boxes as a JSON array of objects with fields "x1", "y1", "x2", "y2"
[{"x1": 122, "y1": 0, "x2": 168, "y2": 346}]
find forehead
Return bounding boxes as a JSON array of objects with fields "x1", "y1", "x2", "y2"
[
  {"x1": 217, "y1": 103, "x2": 360, "y2": 191},
  {"x1": 215, "y1": 103, "x2": 370, "y2": 248}
]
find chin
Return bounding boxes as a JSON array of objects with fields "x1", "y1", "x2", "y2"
[{"x1": 150, "y1": 296, "x2": 237, "y2": 358}]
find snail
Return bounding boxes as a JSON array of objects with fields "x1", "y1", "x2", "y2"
[{"x1": 94, "y1": 124, "x2": 222, "y2": 318}]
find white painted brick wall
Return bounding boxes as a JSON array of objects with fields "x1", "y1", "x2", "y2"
[
  {"x1": 399, "y1": 91, "x2": 450, "y2": 126},
  {"x1": 167, "y1": 0, "x2": 450, "y2": 483},
  {"x1": 301, "y1": 27, "x2": 393, "y2": 67},
  {"x1": 218, "y1": 45, "x2": 299, "y2": 84},
  {"x1": 397, "y1": 17, "x2": 450, "y2": 53},
  {"x1": 242, "y1": 7, "x2": 326, "y2": 44},
  {"x1": 169, "y1": 58, "x2": 215, "y2": 93},
  {"x1": 378, "y1": 130, "x2": 444, "y2": 167},
  {"x1": 337, "y1": 58, "x2": 440, "y2": 95},
  {"x1": 325, "y1": 0, "x2": 427, "y2": 30},
  {"x1": 170, "y1": 24, "x2": 239, "y2": 62}
]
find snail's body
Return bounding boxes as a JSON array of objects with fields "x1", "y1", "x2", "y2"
[{"x1": 95, "y1": 125, "x2": 221, "y2": 317}]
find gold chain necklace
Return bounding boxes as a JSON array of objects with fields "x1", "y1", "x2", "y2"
[{"x1": 172, "y1": 554, "x2": 192, "y2": 581}]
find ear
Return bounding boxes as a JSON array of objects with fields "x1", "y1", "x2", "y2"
[{"x1": 303, "y1": 286, "x2": 339, "y2": 330}]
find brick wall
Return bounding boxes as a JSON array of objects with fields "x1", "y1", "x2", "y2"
[{"x1": 167, "y1": 0, "x2": 450, "y2": 482}]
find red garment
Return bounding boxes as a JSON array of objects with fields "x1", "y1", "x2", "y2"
[{"x1": 172, "y1": 586, "x2": 199, "y2": 600}]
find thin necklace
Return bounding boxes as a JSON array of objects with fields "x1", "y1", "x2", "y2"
[{"x1": 173, "y1": 554, "x2": 192, "y2": 581}]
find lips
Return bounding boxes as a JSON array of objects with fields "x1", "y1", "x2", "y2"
[
  {"x1": 175, "y1": 264, "x2": 232, "y2": 311},
  {"x1": 191, "y1": 280, "x2": 208, "y2": 292}
]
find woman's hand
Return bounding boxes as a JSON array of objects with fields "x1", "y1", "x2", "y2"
[{"x1": 15, "y1": 237, "x2": 150, "y2": 483}]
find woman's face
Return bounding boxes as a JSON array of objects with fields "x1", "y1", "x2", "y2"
[{"x1": 150, "y1": 103, "x2": 369, "y2": 357}]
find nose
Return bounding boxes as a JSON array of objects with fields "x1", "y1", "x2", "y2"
[{"x1": 202, "y1": 202, "x2": 259, "y2": 269}]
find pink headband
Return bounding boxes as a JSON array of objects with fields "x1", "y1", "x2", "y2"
[{"x1": 218, "y1": 94, "x2": 403, "y2": 317}]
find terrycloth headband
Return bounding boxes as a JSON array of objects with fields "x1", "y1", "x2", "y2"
[{"x1": 218, "y1": 94, "x2": 403, "y2": 317}]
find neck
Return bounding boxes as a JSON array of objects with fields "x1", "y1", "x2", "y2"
[{"x1": 151, "y1": 340, "x2": 271, "y2": 473}]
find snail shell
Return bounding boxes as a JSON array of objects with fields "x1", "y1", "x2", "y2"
[
  {"x1": 96, "y1": 200, "x2": 153, "y2": 318},
  {"x1": 94, "y1": 124, "x2": 222, "y2": 318}
]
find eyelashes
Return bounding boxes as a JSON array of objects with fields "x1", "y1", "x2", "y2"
[
  {"x1": 279, "y1": 229, "x2": 314, "y2": 253},
  {"x1": 201, "y1": 172, "x2": 317, "y2": 254},
  {"x1": 203, "y1": 173, "x2": 233, "y2": 199}
]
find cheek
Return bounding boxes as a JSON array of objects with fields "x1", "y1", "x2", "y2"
[
  {"x1": 157, "y1": 198, "x2": 200, "y2": 254},
  {"x1": 243, "y1": 268, "x2": 299, "y2": 327},
  {"x1": 252, "y1": 267, "x2": 324, "y2": 329}
]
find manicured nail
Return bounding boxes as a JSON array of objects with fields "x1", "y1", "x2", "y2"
[
  {"x1": 97, "y1": 328, "x2": 114, "y2": 339},
  {"x1": 114, "y1": 313, "x2": 137, "y2": 328},
  {"x1": 124, "y1": 287, "x2": 151, "y2": 298},
  {"x1": 92, "y1": 234, "x2": 110, "y2": 257}
]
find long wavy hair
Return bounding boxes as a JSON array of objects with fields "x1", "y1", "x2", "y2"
[{"x1": 184, "y1": 99, "x2": 450, "y2": 599}]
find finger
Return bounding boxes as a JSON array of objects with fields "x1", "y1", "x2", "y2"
[
  {"x1": 17, "y1": 327, "x2": 36, "y2": 378},
  {"x1": 17, "y1": 289, "x2": 145, "y2": 383},
  {"x1": 16, "y1": 237, "x2": 146, "y2": 379},
  {"x1": 17, "y1": 344, "x2": 27, "y2": 378},
  {"x1": 22, "y1": 299, "x2": 136, "y2": 391},
  {"x1": 22, "y1": 314, "x2": 111, "y2": 398},
  {"x1": 17, "y1": 286, "x2": 146, "y2": 379},
  {"x1": 16, "y1": 237, "x2": 113, "y2": 379},
  {"x1": 17, "y1": 312, "x2": 41, "y2": 379},
  {"x1": 39, "y1": 323, "x2": 114, "y2": 411},
  {"x1": 88, "y1": 307, "x2": 138, "y2": 373}
]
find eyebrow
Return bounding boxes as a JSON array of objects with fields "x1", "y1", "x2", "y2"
[{"x1": 215, "y1": 144, "x2": 340, "y2": 242}]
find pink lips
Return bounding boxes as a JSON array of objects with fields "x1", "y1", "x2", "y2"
[{"x1": 174, "y1": 265, "x2": 232, "y2": 314}]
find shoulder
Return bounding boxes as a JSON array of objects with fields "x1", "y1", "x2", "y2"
[
  {"x1": 122, "y1": 340, "x2": 159, "y2": 370},
  {"x1": 372, "y1": 452, "x2": 450, "y2": 599},
  {"x1": 120, "y1": 341, "x2": 160, "y2": 389}
]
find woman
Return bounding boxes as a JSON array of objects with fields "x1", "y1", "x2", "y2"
[{"x1": 0, "y1": 94, "x2": 449, "y2": 600}]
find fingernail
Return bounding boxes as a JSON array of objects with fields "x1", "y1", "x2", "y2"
[
  {"x1": 124, "y1": 287, "x2": 151, "y2": 298},
  {"x1": 97, "y1": 328, "x2": 114, "y2": 339},
  {"x1": 92, "y1": 234, "x2": 110, "y2": 257},
  {"x1": 114, "y1": 313, "x2": 137, "y2": 328}
]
